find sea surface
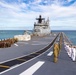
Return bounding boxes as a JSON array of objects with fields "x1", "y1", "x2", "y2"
[
  {"x1": 0, "y1": 30, "x2": 76, "y2": 45},
  {"x1": 53, "y1": 30, "x2": 76, "y2": 45}
]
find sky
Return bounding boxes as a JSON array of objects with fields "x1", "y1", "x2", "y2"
[{"x1": 0, "y1": 0, "x2": 76, "y2": 30}]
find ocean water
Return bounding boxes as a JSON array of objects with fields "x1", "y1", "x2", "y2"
[
  {"x1": 0, "y1": 30, "x2": 76, "y2": 45},
  {"x1": 52, "y1": 30, "x2": 76, "y2": 45},
  {"x1": 0, "y1": 30, "x2": 24, "y2": 39}
]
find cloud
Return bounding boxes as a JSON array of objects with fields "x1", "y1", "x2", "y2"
[
  {"x1": 0, "y1": 0, "x2": 76, "y2": 30},
  {"x1": 0, "y1": 1, "x2": 20, "y2": 11}
]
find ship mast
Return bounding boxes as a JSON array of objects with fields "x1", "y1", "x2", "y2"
[{"x1": 36, "y1": 15, "x2": 45, "y2": 23}]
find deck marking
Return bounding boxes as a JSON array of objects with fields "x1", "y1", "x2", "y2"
[
  {"x1": 19, "y1": 61, "x2": 45, "y2": 75},
  {"x1": 17, "y1": 59, "x2": 26, "y2": 61},
  {"x1": 47, "y1": 51, "x2": 53, "y2": 56},
  {"x1": 0, "y1": 45, "x2": 53, "y2": 74},
  {"x1": 14, "y1": 44, "x2": 18, "y2": 46},
  {"x1": 0, "y1": 65, "x2": 10, "y2": 68}
]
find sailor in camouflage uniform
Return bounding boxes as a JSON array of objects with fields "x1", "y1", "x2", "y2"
[{"x1": 53, "y1": 43, "x2": 60, "y2": 63}]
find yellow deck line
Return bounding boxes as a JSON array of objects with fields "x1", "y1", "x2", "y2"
[
  {"x1": 17, "y1": 59, "x2": 26, "y2": 61},
  {"x1": 35, "y1": 53, "x2": 40, "y2": 54},
  {"x1": 0, "y1": 65, "x2": 10, "y2": 68}
]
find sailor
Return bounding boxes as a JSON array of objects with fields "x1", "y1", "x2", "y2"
[
  {"x1": 71, "y1": 46, "x2": 76, "y2": 61},
  {"x1": 68, "y1": 45, "x2": 72, "y2": 57},
  {"x1": 53, "y1": 43, "x2": 59, "y2": 63},
  {"x1": 64, "y1": 43, "x2": 69, "y2": 55}
]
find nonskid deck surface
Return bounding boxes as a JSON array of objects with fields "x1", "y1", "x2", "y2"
[
  {"x1": 0, "y1": 32, "x2": 76, "y2": 75},
  {"x1": 0, "y1": 33, "x2": 57, "y2": 63},
  {"x1": 0, "y1": 33, "x2": 59, "y2": 73}
]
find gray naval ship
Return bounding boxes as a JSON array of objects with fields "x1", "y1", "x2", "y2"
[
  {"x1": 0, "y1": 15, "x2": 76, "y2": 75},
  {"x1": 33, "y1": 15, "x2": 51, "y2": 36}
]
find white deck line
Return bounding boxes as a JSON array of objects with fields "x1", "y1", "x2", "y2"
[
  {"x1": 0, "y1": 41, "x2": 52, "y2": 64},
  {"x1": 0, "y1": 46, "x2": 53, "y2": 75},
  {"x1": 14, "y1": 44, "x2": 18, "y2": 46},
  {"x1": 19, "y1": 61, "x2": 45, "y2": 75},
  {"x1": 47, "y1": 51, "x2": 53, "y2": 56},
  {"x1": 0, "y1": 34, "x2": 57, "y2": 75}
]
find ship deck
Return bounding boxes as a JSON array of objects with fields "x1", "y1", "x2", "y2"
[
  {"x1": 0, "y1": 33, "x2": 57, "y2": 63},
  {"x1": 0, "y1": 32, "x2": 76, "y2": 75}
]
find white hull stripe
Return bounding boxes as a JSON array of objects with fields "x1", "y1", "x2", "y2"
[
  {"x1": 47, "y1": 51, "x2": 53, "y2": 56},
  {"x1": 19, "y1": 61, "x2": 45, "y2": 75}
]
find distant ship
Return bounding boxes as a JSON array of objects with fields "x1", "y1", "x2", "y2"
[
  {"x1": 33, "y1": 15, "x2": 51, "y2": 36},
  {"x1": 14, "y1": 15, "x2": 51, "y2": 41}
]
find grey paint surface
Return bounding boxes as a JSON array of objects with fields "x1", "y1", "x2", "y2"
[
  {"x1": 0, "y1": 34, "x2": 55, "y2": 63},
  {"x1": 1, "y1": 33, "x2": 76, "y2": 75},
  {"x1": 1, "y1": 42, "x2": 76, "y2": 75}
]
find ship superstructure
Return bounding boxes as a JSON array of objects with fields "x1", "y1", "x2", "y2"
[{"x1": 34, "y1": 15, "x2": 51, "y2": 36}]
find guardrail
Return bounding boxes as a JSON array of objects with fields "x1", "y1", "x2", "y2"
[{"x1": 62, "y1": 32, "x2": 72, "y2": 45}]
